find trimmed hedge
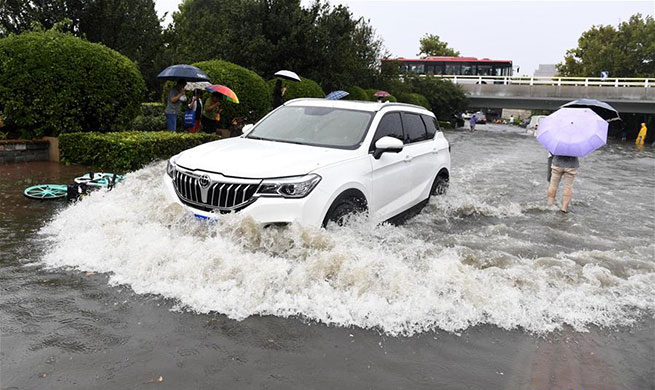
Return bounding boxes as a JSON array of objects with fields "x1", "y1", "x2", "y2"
[
  {"x1": 60, "y1": 131, "x2": 220, "y2": 172},
  {"x1": 194, "y1": 60, "x2": 271, "y2": 127},
  {"x1": 345, "y1": 86, "x2": 369, "y2": 101},
  {"x1": 397, "y1": 93, "x2": 432, "y2": 110},
  {"x1": 0, "y1": 31, "x2": 145, "y2": 139},
  {"x1": 269, "y1": 77, "x2": 325, "y2": 101}
]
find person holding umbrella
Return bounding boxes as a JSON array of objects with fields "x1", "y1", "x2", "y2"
[
  {"x1": 272, "y1": 79, "x2": 286, "y2": 109},
  {"x1": 201, "y1": 93, "x2": 223, "y2": 133},
  {"x1": 538, "y1": 107, "x2": 609, "y2": 213},
  {"x1": 165, "y1": 80, "x2": 187, "y2": 131},
  {"x1": 157, "y1": 65, "x2": 211, "y2": 132},
  {"x1": 547, "y1": 155, "x2": 579, "y2": 213},
  {"x1": 272, "y1": 70, "x2": 300, "y2": 109}
]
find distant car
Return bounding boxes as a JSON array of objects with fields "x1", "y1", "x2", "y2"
[{"x1": 519, "y1": 118, "x2": 530, "y2": 128}]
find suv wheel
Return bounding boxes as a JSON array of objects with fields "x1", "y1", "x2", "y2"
[
  {"x1": 322, "y1": 193, "x2": 367, "y2": 228},
  {"x1": 430, "y1": 172, "x2": 449, "y2": 196}
]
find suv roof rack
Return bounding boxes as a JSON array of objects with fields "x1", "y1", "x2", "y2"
[{"x1": 283, "y1": 98, "x2": 432, "y2": 114}]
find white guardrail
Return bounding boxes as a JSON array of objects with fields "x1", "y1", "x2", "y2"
[{"x1": 428, "y1": 75, "x2": 653, "y2": 88}]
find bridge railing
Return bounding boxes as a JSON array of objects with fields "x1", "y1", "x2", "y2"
[{"x1": 427, "y1": 75, "x2": 653, "y2": 88}]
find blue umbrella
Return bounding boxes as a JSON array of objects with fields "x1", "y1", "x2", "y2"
[
  {"x1": 157, "y1": 64, "x2": 210, "y2": 82},
  {"x1": 326, "y1": 90, "x2": 349, "y2": 100}
]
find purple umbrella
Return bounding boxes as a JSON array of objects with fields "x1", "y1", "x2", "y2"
[
  {"x1": 536, "y1": 108, "x2": 608, "y2": 157},
  {"x1": 373, "y1": 90, "x2": 390, "y2": 97}
]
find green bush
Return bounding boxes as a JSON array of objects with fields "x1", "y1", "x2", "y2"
[
  {"x1": 438, "y1": 121, "x2": 452, "y2": 129},
  {"x1": 397, "y1": 93, "x2": 432, "y2": 110},
  {"x1": 193, "y1": 60, "x2": 270, "y2": 127},
  {"x1": 130, "y1": 115, "x2": 167, "y2": 132},
  {"x1": 345, "y1": 86, "x2": 369, "y2": 101},
  {"x1": 141, "y1": 102, "x2": 165, "y2": 117},
  {"x1": 0, "y1": 30, "x2": 145, "y2": 139},
  {"x1": 129, "y1": 102, "x2": 167, "y2": 132},
  {"x1": 269, "y1": 77, "x2": 325, "y2": 101},
  {"x1": 60, "y1": 131, "x2": 220, "y2": 172}
]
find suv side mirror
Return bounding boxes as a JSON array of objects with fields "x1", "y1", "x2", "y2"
[
  {"x1": 373, "y1": 136, "x2": 403, "y2": 159},
  {"x1": 242, "y1": 124, "x2": 254, "y2": 135}
]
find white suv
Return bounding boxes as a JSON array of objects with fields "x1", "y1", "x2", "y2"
[{"x1": 163, "y1": 99, "x2": 450, "y2": 227}]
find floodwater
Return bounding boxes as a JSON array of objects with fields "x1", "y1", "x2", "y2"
[{"x1": 1, "y1": 124, "x2": 654, "y2": 389}]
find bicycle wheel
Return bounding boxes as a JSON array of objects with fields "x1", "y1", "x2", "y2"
[{"x1": 24, "y1": 184, "x2": 68, "y2": 200}]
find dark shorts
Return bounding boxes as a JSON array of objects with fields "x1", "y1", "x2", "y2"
[{"x1": 201, "y1": 117, "x2": 219, "y2": 133}]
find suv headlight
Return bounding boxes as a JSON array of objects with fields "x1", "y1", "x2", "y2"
[
  {"x1": 166, "y1": 157, "x2": 178, "y2": 178},
  {"x1": 256, "y1": 174, "x2": 321, "y2": 198}
]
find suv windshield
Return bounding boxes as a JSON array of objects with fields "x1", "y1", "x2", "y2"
[{"x1": 247, "y1": 106, "x2": 374, "y2": 149}]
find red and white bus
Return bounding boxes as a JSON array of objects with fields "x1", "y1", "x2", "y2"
[{"x1": 384, "y1": 56, "x2": 513, "y2": 77}]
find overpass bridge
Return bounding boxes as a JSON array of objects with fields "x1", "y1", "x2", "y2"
[{"x1": 435, "y1": 75, "x2": 655, "y2": 114}]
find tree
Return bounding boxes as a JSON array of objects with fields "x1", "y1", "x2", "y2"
[
  {"x1": 0, "y1": 0, "x2": 85, "y2": 36},
  {"x1": 558, "y1": 14, "x2": 655, "y2": 77},
  {"x1": 79, "y1": 0, "x2": 163, "y2": 94},
  {"x1": 417, "y1": 34, "x2": 459, "y2": 57},
  {"x1": 166, "y1": 0, "x2": 384, "y2": 91},
  {"x1": 406, "y1": 76, "x2": 468, "y2": 120},
  {"x1": 0, "y1": 0, "x2": 164, "y2": 96}
]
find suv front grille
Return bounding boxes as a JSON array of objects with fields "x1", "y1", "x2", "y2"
[{"x1": 173, "y1": 170, "x2": 260, "y2": 212}]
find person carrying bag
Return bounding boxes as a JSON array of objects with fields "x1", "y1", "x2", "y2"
[{"x1": 185, "y1": 89, "x2": 203, "y2": 133}]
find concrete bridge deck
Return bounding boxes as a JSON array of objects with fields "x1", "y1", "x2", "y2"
[{"x1": 433, "y1": 76, "x2": 655, "y2": 114}]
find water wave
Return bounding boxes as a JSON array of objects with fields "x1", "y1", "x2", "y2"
[{"x1": 38, "y1": 163, "x2": 655, "y2": 335}]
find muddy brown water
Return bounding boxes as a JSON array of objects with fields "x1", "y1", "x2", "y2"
[{"x1": 1, "y1": 124, "x2": 653, "y2": 389}]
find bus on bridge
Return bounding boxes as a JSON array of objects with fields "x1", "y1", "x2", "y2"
[{"x1": 384, "y1": 56, "x2": 514, "y2": 77}]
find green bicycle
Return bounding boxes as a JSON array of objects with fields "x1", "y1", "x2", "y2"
[{"x1": 24, "y1": 172, "x2": 125, "y2": 201}]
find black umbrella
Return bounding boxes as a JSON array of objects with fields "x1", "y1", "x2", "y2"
[
  {"x1": 157, "y1": 64, "x2": 210, "y2": 82},
  {"x1": 560, "y1": 98, "x2": 621, "y2": 122}
]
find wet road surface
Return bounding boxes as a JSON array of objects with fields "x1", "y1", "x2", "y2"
[{"x1": 1, "y1": 124, "x2": 654, "y2": 389}]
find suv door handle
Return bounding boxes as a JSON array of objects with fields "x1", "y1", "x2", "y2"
[{"x1": 404, "y1": 155, "x2": 413, "y2": 162}]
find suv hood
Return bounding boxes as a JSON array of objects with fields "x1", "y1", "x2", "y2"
[{"x1": 175, "y1": 137, "x2": 357, "y2": 178}]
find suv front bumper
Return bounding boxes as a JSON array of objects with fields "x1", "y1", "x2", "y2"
[{"x1": 162, "y1": 174, "x2": 328, "y2": 227}]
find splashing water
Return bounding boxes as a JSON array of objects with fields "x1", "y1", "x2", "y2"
[{"x1": 38, "y1": 133, "x2": 655, "y2": 336}]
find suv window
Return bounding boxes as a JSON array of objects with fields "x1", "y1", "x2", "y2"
[
  {"x1": 370, "y1": 112, "x2": 403, "y2": 151},
  {"x1": 421, "y1": 115, "x2": 439, "y2": 139},
  {"x1": 402, "y1": 113, "x2": 428, "y2": 144}
]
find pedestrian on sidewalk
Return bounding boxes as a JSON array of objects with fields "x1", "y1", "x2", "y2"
[
  {"x1": 186, "y1": 89, "x2": 203, "y2": 133},
  {"x1": 547, "y1": 155, "x2": 579, "y2": 213},
  {"x1": 165, "y1": 80, "x2": 187, "y2": 131},
  {"x1": 272, "y1": 79, "x2": 286, "y2": 109},
  {"x1": 470, "y1": 115, "x2": 477, "y2": 131},
  {"x1": 201, "y1": 93, "x2": 222, "y2": 133}
]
